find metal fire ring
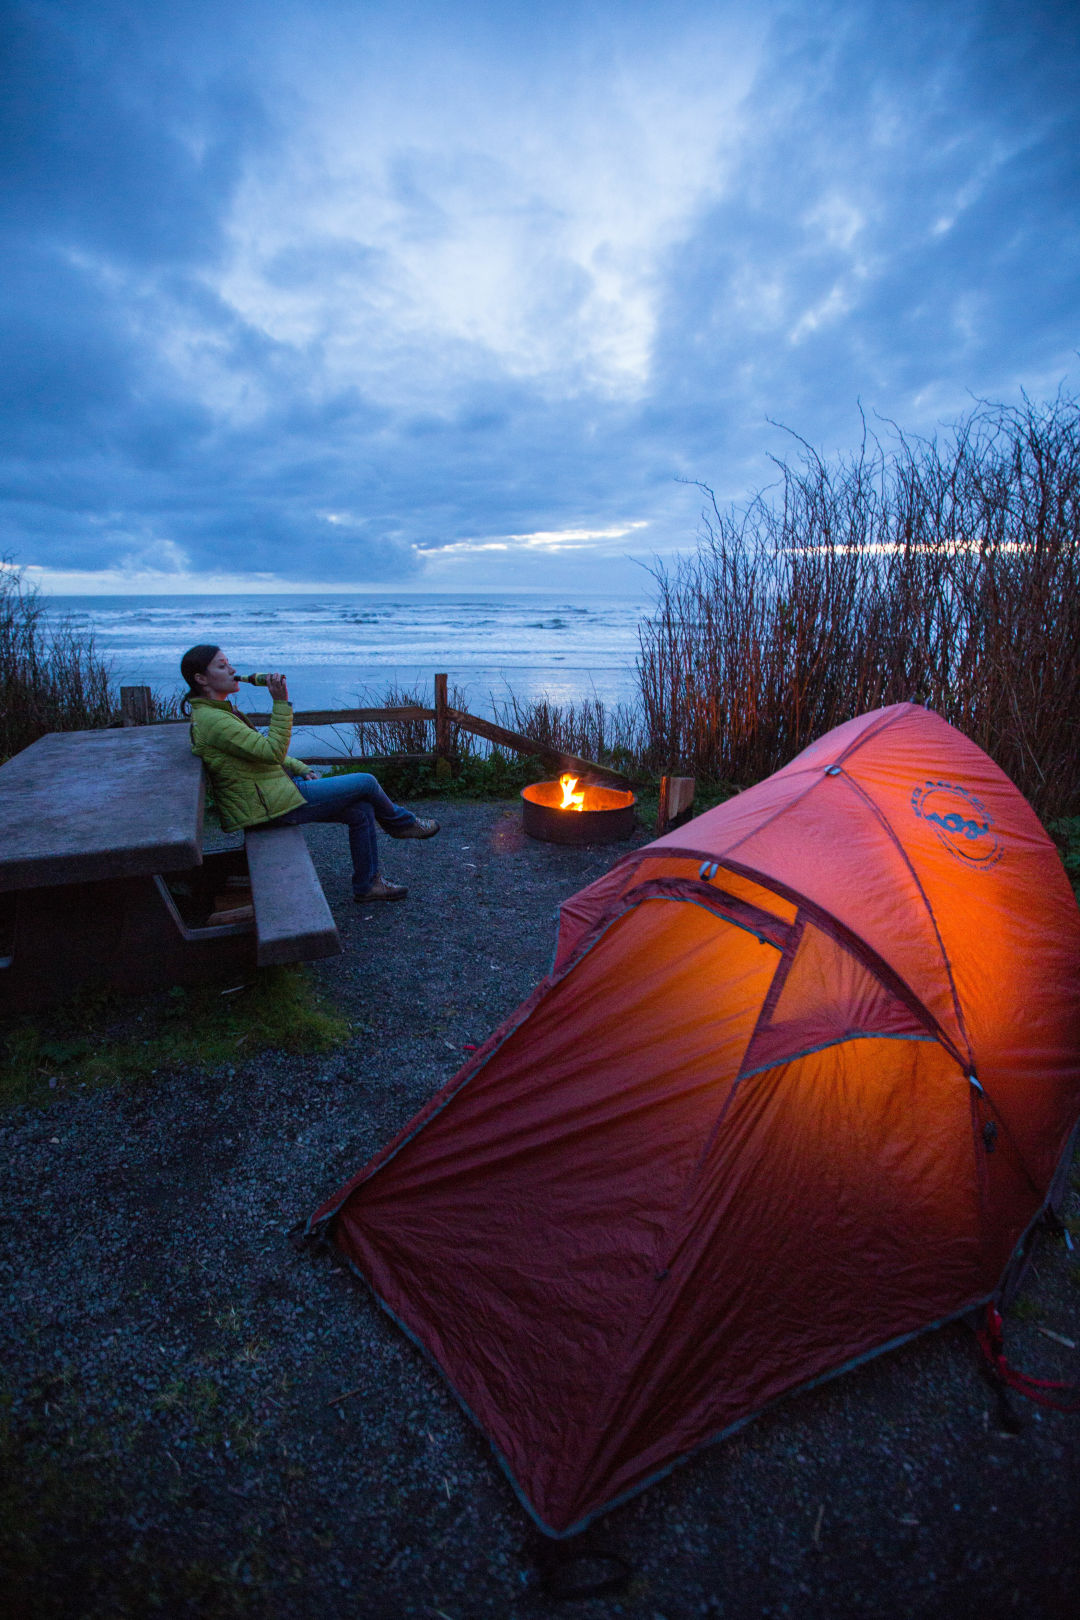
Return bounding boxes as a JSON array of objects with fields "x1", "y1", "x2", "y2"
[{"x1": 521, "y1": 781, "x2": 637, "y2": 845}]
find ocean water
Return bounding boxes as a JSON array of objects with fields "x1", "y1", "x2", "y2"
[{"x1": 43, "y1": 592, "x2": 652, "y2": 752}]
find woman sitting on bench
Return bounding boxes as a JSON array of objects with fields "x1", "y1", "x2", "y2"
[{"x1": 181, "y1": 645, "x2": 438, "y2": 902}]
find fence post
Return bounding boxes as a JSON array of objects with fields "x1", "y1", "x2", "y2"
[
  {"x1": 120, "y1": 685, "x2": 152, "y2": 726},
  {"x1": 657, "y1": 775, "x2": 695, "y2": 835},
  {"x1": 434, "y1": 673, "x2": 452, "y2": 780}
]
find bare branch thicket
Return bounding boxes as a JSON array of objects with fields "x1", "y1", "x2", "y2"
[
  {"x1": 349, "y1": 681, "x2": 480, "y2": 759},
  {"x1": 493, "y1": 691, "x2": 646, "y2": 768},
  {"x1": 637, "y1": 393, "x2": 1080, "y2": 817},
  {"x1": 350, "y1": 682, "x2": 646, "y2": 770}
]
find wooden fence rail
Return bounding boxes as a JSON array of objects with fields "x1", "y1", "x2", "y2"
[
  {"x1": 122, "y1": 678, "x2": 629, "y2": 787},
  {"x1": 243, "y1": 705, "x2": 436, "y2": 727},
  {"x1": 441, "y1": 705, "x2": 624, "y2": 785}
]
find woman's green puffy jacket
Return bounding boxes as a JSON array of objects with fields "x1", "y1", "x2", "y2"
[{"x1": 189, "y1": 697, "x2": 308, "y2": 832}]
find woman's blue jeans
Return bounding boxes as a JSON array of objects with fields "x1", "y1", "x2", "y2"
[{"x1": 271, "y1": 773, "x2": 417, "y2": 895}]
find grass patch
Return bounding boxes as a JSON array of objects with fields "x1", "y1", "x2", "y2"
[
  {"x1": 329, "y1": 746, "x2": 549, "y2": 801},
  {"x1": 0, "y1": 1379, "x2": 271, "y2": 1617},
  {"x1": 0, "y1": 967, "x2": 350, "y2": 1111}
]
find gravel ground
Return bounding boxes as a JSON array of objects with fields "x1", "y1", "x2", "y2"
[{"x1": 2, "y1": 800, "x2": 1079, "y2": 1619}]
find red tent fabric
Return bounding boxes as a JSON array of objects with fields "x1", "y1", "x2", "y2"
[{"x1": 309, "y1": 705, "x2": 1080, "y2": 1535}]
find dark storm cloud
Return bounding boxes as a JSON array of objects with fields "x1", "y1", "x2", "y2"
[
  {"x1": 0, "y1": 3, "x2": 258, "y2": 266},
  {"x1": 0, "y1": 1, "x2": 302, "y2": 572},
  {"x1": 1, "y1": 241, "x2": 138, "y2": 443},
  {"x1": 1, "y1": 0, "x2": 1077, "y2": 589},
  {"x1": 646, "y1": 0, "x2": 1080, "y2": 487}
]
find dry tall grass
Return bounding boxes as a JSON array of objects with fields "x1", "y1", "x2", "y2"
[
  {"x1": 350, "y1": 681, "x2": 481, "y2": 759},
  {"x1": 350, "y1": 682, "x2": 644, "y2": 771},
  {"x1": 0, "y1": 562, "x2": 116, "y2": 761},
  {"x1": 637, "y1": 393, "x2": 1080, "y2": 817},
  {"x1": 493, "y1": 691, "x2": 645, "y2": 770}
]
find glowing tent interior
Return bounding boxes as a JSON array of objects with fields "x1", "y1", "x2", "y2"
[{"x1": 309, "y1": 705, "x2": 1080, "y2": 1536}]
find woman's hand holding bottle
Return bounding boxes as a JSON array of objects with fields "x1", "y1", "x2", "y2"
[{"x1": 237, "y1": 668, "x2": 289, "y2": 702}]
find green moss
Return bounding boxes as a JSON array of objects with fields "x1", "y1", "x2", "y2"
[
  {"x1": 1046, "y1": 816, "x2": 1080, "y2": 901},
  {"x1": 1009, "y1": 1293, "x2": 1045, "y2": 1323},
  {"x1": 0, "y1": 966, "x2": 349, "y2": 1112}
]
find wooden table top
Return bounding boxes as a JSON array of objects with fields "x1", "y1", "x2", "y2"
[{"x1": 0, "y1": 726, "x2": 204, "y2": 891}]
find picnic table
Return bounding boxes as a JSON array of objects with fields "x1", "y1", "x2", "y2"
[{"x1": 0, "y1": 726, "x2": 340, "y2": 1012}]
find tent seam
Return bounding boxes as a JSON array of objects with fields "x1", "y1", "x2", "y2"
[
  {"x1": 307, "y1": 882, "x2": 786, "y2": 1233},
  {"x1": 836, "y1": 768, "x2": 973, "y2": 1068},
  {"x1": 548, "y1": 1289, "x2": 997, "y2": 1538},
  {"x1": 639, "y1": 916, "x2": 805, "y2": 1291},
  {"x1": 700, "y1": 705, "x2": 914, "y2": 864},
  {"x1": 736, "y1": 1029, "x2": 940, "y2": 1081},
  {"x1": 692, "y1": 855, "x2": 962, "y2": 1067}
]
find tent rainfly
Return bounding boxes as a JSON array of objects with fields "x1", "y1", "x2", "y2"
[{"x1": 309, "y1": 704, "x2": 1080, "y2": 1536}]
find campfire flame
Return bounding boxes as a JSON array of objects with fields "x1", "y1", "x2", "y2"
[{"x1": 559, "y1": 774, "x2": 585, "y2": 812}]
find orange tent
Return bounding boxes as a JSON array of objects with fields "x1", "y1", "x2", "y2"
[{"x1": 310, "y1": 705, "x2": 1080, "y2": 1535}]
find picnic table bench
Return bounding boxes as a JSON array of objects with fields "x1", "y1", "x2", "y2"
[{"x1": 0, "y1": 726, "x2": 340, "y2": 1012}]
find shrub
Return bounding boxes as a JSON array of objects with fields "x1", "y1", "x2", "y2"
[
  {"x1": 638, "y1": 392, "x2": 1080, "y2": 817},
  {"x1": 0, "y1": 560, "x2": 116, "y2": 760},
  {"x1": 347, "y1": 679, "x2": 482, "y2": 762},
  {"x1": 0, "y1": 968, "x2": 349, "y2": 1111},
  {"x1": 337, "y1": 681, "x2": 642, "y2": 796},
  {"x1": 492, "y1": 691, "x2": 645, "y2": 771}
]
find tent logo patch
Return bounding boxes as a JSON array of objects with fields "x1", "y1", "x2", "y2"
[{"x1": 911, "y1": 780, "x2": 1003, "y2": 869}]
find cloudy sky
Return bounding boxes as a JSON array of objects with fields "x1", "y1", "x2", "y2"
[{"x1": 3, "y1": 0, "x2": 1077, "y2": 594}]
